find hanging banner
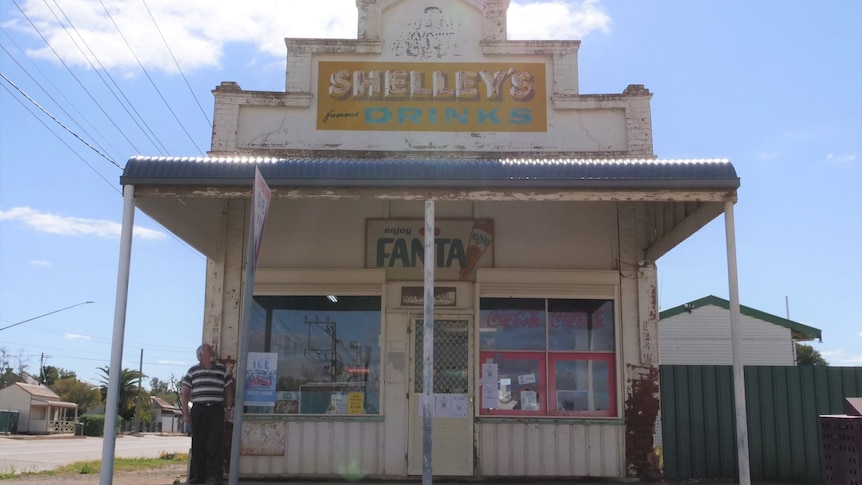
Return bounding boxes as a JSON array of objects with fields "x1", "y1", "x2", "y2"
[{"x1": 252, "y1": 167, "x2": 272, "y2": 270}]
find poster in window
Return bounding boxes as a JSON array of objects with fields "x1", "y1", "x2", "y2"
[{"x1": 245, "y1": 352, "x2": 278, "y2": 407}]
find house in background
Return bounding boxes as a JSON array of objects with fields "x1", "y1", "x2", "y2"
[
  {"x1": 0, "y1": 382, "x2": 78, "y2": 434},
  {"x1": 151, "y1": 397, "x2": 182, "y2": 433},
  {"x1": 659, "y1": 295, "x2": 822, "y2": 366}
]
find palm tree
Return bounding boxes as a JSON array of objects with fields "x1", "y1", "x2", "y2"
[{"x1": 97, "y1": 366, "x2": 151, "y2": 422}]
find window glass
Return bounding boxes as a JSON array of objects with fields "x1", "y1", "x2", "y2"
[
  {"x1": 479, "y1": 351, "x2": 545, "y2": 415},
  {"x1": 547, "y1": 299, "x2": 614, "y2": 351},
  {"x1": 248, "y1": 296, "x2": 381, "y2": 415},
  {"x1": 549, "y1": 356, "x2": 613, "y2": 416},
  {"x1": 479, "y1": 298, "x2": 545, "y2": 350},
  {"x1": 479, "y1": 297, "x2": 616, "y2": 418}
]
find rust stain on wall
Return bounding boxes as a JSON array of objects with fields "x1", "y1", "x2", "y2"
[{"x1": 625, "y1": 364, "x2": 661, "y2": 481}]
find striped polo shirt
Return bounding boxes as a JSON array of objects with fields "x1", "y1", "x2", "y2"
[{"x1": 182, "y1": 362, "x2": 233, "y2": 405}]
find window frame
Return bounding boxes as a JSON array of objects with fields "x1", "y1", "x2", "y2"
[
  {"x1": 248, "y1": 269, "x2": 386, "y2": 417},
  {"x1": 478, "y1": 350, "x2": 547, "y2": 416},
  {"x1": 475, "y1": 269, "x2": 621, "y2": 419},
  {"x1": 547, "y1": 352, "x2": 616, "y2": 418}
]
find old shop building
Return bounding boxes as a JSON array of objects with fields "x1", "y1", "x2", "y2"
[{"x1": 118, "y1": 0, "x2": 739, "y2": 480}]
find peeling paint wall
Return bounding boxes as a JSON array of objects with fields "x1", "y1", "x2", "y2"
[
  {"x1": 210, "y1": 0, "x2": 653, "y2": 158},
  {"x1": 617, "y1": 203, "x2": 662, "y2": 479}
]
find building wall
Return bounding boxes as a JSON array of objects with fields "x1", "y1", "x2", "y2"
[
  {"x1": 0, "y1": 386, "x2": 32, "y2": 433},
  {"x1": 200, "y1": 0, "x2": 661, "y2": 479},
  {"x1": 659, "y1": 304, "x2": 795, "y2": 366},
  {"x1": 201, "y1": 197, "x2": 651, "y2": 478},
  {"x1": 210, "y1": 0, "x2": 652, "y2": 158}
]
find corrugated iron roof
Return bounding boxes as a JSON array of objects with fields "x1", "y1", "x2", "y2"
[{"x1": 121, "y1": 156, "x2": 739, "y2": 190}]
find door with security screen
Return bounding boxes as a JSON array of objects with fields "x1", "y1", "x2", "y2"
[{"x1": 407, "y1": 316, "x2": 473, "y2": 476}]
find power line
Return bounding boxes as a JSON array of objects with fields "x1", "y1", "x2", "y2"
[
  {"x1": 0, "y1": 72, "x2": 122, "y2": 169},
  {"x1": 43, "y1": 0, "x2": 169, "y2": 156},
  {"x1": 0, "y1": 301, "x2": 95, "y2": 332},
  {"x1": 11, "y1": 0, "x2": 145, "y2": 155},
  {"x1": 140, "y1": 0, "x2": 212, "y2": 130},
  {"x1": 97, "y1": 0, "x2": 206, "y2": 156},
  {"x1": 0, "y1": 27, "x2": 123, "y2": 162}
]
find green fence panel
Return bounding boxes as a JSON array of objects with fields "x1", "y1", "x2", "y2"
[{"x1": 660, "y1": 365, "x2": 862, "y2": 483}]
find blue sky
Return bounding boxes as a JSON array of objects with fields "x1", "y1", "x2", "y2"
[{"x1": 1, "y1": 0, "x2": 860, "y2": 387}]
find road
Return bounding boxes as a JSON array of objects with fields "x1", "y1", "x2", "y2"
[{"x1": 0, "y1": 434, "x2": 190, "y2": 474}]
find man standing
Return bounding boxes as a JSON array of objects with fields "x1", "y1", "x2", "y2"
[{"x1": 181, "y1": 343, "x2": 234, "y2": 485}]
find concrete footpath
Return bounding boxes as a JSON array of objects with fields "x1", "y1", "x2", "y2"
[
  {"x1": 233, "y1": 479, "x2": 760, "y2": 485},
  {"x1": 0, "y1": 435, "x2": 784, "y2": 484}
]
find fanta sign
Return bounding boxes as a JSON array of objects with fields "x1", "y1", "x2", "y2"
[
  {"x1": 366, "y1": 218, "x2": 494, "y2": 281},
  {"x1": 318, "y1": 62, "x2": 547, "y2": 132}
]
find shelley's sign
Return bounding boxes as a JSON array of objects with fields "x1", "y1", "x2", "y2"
[
  {"x1": 366, "y1": 218, "x2": 494, "y2": 281},
  {"x1": 318, "y1": 62, "x2": 547, "y2": 132}
]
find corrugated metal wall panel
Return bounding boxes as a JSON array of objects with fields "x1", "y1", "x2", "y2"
[
  {"x1": 242, "y1": 420, "x2": 382, "y2": 477},
  {"x1": 476, "y1": 421, "x2": 623, "y2": 477},
  {"x1": 661, "y1": 365, "x2": 862, "y2": 483}
]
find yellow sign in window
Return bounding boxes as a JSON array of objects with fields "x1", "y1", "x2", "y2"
[{"x1": 347, "y1": 392, "x2": 365, "y2": 415}]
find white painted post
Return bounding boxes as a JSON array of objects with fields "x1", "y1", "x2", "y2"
[
  {"x1": 422, "y1": 200, "x2": 435, "y2": 485},
  {"x1": 724, "y1": 200, "x2": 750, "y2": 485},
  {"x1": 100, "y1": 184, "x2": 136, "y2": 485}
]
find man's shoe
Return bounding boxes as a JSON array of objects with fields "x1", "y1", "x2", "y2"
[{"x1": 186, "y1": 478, "x2": 205, "y2": 484}]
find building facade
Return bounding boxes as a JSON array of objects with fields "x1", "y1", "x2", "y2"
[
  {"x1": 659, "y1": 295, "x2": 822, "y2": 366},
  {"x1": 119, "y1": 0, "x2": 740, "y2": 480},
  {"x1": 0, "y1": 383, "x2": 77, "y2": 435}
]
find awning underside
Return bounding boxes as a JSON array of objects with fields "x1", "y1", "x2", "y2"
[{"x1": 121, "y1": 156, "x2": 739, "y2": 260}]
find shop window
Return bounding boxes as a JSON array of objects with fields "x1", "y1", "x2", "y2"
[
  {"x1": 479, "y1": 297, "x2": 616, "y2": 418},
  {"x1": 248, "y1": 295, "x2": 381, "y2": 416}
]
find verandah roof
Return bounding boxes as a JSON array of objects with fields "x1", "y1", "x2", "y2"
[{"x1": 121, "y1": 156, "x2": 739, "y2": 190}]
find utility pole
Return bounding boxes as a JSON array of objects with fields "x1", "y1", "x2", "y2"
[
  {"x1": 40, "y1": 353, "x2": 46, "y2": 384},
  {"x1": 136, "y1": 349, "x2": 143, "y2": 433}
]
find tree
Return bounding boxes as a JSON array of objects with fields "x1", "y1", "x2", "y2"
[
  {"x1": 0, "y1": 347, "x2": 16, "y2": 389},
  {"x1": 51, "y1": 376, "x2": 102, "y2": 414},
  {"x1": 796, "y1": 343, "x2": 829, "y2": 366},
  {"x1": 149, "y1": 375, "x2": 182, "y2": 405},
  {"x1": 41, "y1": 366, "x2": 77, "y2": 387},
  {"x1": 97, "y1": 366, "x2": 151, "y2": 422}
]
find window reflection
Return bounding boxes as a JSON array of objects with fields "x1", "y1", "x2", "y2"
[
  {"x1": 249, "y1": 296, "x2": 381, "y2": 415},
  {"x1": 479, "y1": 297, "x2": 616, "y2": 418}
]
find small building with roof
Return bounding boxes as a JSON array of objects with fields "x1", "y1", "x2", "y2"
[
  {"x1": 0, "y1": 382, "x2": 78, "y2": 435},
  {"x1": 150, "y1": 396, "x2": 182, "y2": 433},
  {"x1": 109, "y1": 0, "x2": 747, "y2": 481},
  {"x1": 659, "y1": 295, "x2": 822, "y2": 366}
]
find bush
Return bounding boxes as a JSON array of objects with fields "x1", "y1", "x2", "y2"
[{"x1": 79, "y1": 415, "x2": 124, "y2": 436}]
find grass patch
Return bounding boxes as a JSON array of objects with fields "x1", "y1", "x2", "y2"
[{"x1": 0, "y1": 452, "x2": 187, "y2": 480}]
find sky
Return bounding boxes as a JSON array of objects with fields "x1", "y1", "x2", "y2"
[{"x1": 0, "y1": 0, "x2": 860, "y2": 388}]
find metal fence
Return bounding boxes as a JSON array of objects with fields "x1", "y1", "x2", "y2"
[{"x1": 660, "y1": 365, "x2": 862, "y2": 483}]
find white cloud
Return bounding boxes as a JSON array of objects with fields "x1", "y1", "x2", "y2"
[
  {"x1": 7, "y1": 0, "x2": 610, "y2": 75},
  {"x1": 820, "y1": 349, "x2": 862, "y2": 366},
  {"x1": 0, "y1": 206, "x2": 166, "y2": 240},
  {"x1": 29, "y1": 259, "x2": 52, "y2": 266},
  {"x1": 825, "y1": 153, "x2": 856, "y2": 163},
  {"x1": 157, "y1": 359, "x2": 187, "y2": 366},
  {"x1": 64, "y1": 333, "x2": 92, "y2": 341},
  {"x1": 509, "y1": 0, "x2": 610, "y2": 40}
]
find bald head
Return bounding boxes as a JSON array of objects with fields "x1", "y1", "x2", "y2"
[{"x1": 196, "y1": 343, "x2": 215, "y2": 364}]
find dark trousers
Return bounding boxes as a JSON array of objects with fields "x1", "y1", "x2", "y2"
[{"x1": 190, "y1": 402, "x2": 225, "y2": 481}]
